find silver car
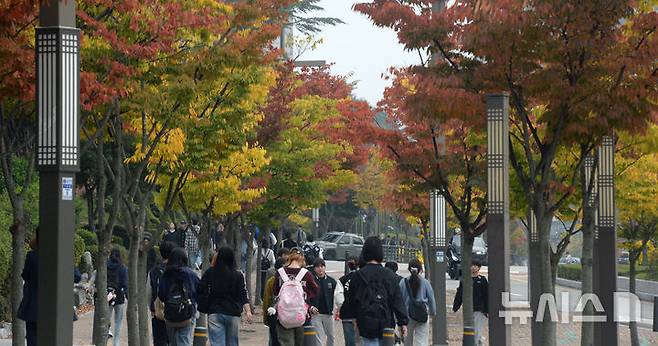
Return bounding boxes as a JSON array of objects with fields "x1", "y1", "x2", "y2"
[{"x1": 316, "y1": 232, "x2": 365, "y2": 260}]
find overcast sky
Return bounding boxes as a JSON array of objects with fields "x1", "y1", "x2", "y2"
[{"x1": 297, "y1": 0, "x2": 419, "y2": 107}]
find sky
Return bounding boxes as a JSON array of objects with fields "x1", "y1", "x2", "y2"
[{"x1": 297, "y1": 0, "x2": 419, "y2": 107}]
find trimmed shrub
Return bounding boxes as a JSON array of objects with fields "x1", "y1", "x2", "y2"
[{"x1": 557, "y1": 264, "x2": 581, "y2": 281}]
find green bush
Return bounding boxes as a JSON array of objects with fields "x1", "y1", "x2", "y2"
[
  {"x1": 74, "y1": 233, "x2": 85, "y2": 266},
  {"x1": 0, "y1": 227, "x2": 12, "y2": 321},
  {"x1": 557, "y1": 264, "x2": 581, "y2": 281},
  {"x1": 77, "y1": 228, "x2": 97, "y2": 248}
]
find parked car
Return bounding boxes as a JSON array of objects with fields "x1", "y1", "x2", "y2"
[
  {"x1": 618, "y1": 251, "x2": 630, "y2": 264},
  {"x1": 316, "y1": 232, "x2": 364, "y2": 260},
  {"x1": 446, "y1": 234, "x2": 488, "y2": 280}
]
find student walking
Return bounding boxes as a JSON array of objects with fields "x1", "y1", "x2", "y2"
[
  {"x1": 346, "y1": 236, "x2": 408, "y2": 346},
  {"x1": 453, "y1": 260, "x2": 489, "y2": 346},
  {"x1": 162, "y1": 221, "x2": 185, "y2": 248},
  {"x1": 197, "y1": 246, "x2": 252, "y2": 346},
  {"x1": 399, "y1": 259, "x2": 436, "y2": 346},
  {"x1": 147, "y1": 241, "x2": 176, "y2": 346},
  {"x1": 158, "y1": 248, "x2": 200, "y2": 346},
  {"x1": 338, "y1": 257, "x2": 358, "y2": 346},
  {"x1": 106, "y1": 248, "x2": 128, "y2": 346},
  {"x1": 272, "y1": 247, "x2": 319, "y2": 346},
  {"x1": 260, "y1": 241, "x2": 276, "y2": 299},
  {"x1": 17, "y1": 228, "x2": 38, "y2": 346},
  {"x1": 302, "y1": 234, "x2": 323, "y2": 266},
  {"x1": 184, "y1": 220, "x2": 201, "y2": 270},
  {"x1": 310, "y1": 258, "x2": 343, "y2": 346},
  {"x1": 263, "y1": 257, "x2": 286, "y2": 346}
]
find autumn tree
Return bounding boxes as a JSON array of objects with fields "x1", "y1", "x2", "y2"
[{"x1": 356, "y1": 1, "x2": 657, "y2": 344}]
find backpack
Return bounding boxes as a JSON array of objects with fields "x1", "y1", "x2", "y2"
[
  {"x1": 149, "y1": 265, "x2": 166, "y2": 320},
  {"x1": 405, "y1": 278, "x2": 428, "y2": 323},
  {"x1": 261, "y1": 249, "x2": 272, "y2": 271},
  {"x1": 275, "y1": 267, "x2": 309, "y2": 329},
  {"x1": 303, "y1": 244, "x2": 320, "y2": 265},
  {"x1": 355, "y1": 270, "x2": 389, "y2": 339},
  {"x1": 163, "y1": 276, "x2": 195, "y2": 327}
]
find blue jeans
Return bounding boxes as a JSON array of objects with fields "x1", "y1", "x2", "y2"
[
  {"x1": 110, "y1": 303, "x2": 125, "y2": 346},
  {"x1": 361, "y1": 337, "x2": 383, "y2": 346},
  {"x1": 166, "y1": 316, "x2": 196, "y2": 346},
  {"x1": 342, "y1": 320, "x2": 356, "y2": 346},
  {"x1": 208, "y1": 313, "x2": 240, "y2": 346}
]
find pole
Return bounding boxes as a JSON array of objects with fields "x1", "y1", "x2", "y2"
[
  {"x1": 593, "y1": 136, "x2": 618, "y2": 345},
  {"x1": 429, "y1": 190, "x2": 448, "y2": 345},
  {"x1": 486, "y1": 94, "x2": 511, "y2": 346},
  {"x1": 36, "y1": 1, "x2": 79, "y2": 346},
  {"x1": 527, "y1": 210, "x2": 543, "y2": 345}
]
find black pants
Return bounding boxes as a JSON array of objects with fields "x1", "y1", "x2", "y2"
[
  {"x1": 152, "y1": 317, "x2": 169, "y2": 346},
  {"x1": 26, "y1": 321, "x2": 37, "y2": 346},
  {"x1": 260, "y1": 271, "x2": 267, "y2": 299},
  {"x1": 267, "y1": 315, "x2": 280, "y2": 346}
]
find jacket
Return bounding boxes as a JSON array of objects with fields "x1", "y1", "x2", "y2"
[
  {"x1": 346, "y1": 263, "x2": 409, "y2": 329},
  {"x1": 18, "y1": 250, "x2": 38, "y2": 322},
  {"x1": 107, "y1": 258, "x2": 129, "y2": 305},
  {"x1": 147, "y1": 262, "x2": 166, "y2": 312},
  {"x1": 262, "y1": 276, "x2": 277, "y2": 325},
  {"x1": 338, "y1": 270, "x2": 357, "y2": 319},
  {"x1": 158, "y1": 266, "x2": 200, "y2": 313},
  {"x1": 453, "y1": 275, "x2": 489, "y2": 313},
  {"x1": 310, "y1": 274, "x2": 343, "y2": 315},
  {"x1": 399, "y1": 276, "x2": 437, "y2": 318},
  {"x1": 162, "y1": 229, "x2": 185, "y2": 248},
  {"x1": 197, "y1": 267, "x2": 249, "y2": 317}
]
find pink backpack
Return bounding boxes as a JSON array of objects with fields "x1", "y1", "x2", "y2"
[{"x1": 276, "y1": 267, "x2": 309, "y2": 329}]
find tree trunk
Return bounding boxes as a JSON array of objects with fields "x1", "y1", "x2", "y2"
[
  {"x1": 10, "y1": 218, "x2": 27, "y2": 346},
  {"x1": 126, "y1": 226, "x2": 141, "y2": 346},
  {"x1": 629, "y1": 255, "x2": 639, "y2": 346},
  {"x1": 460, "y1": 233, "x2": 474, "y2": 346},
  {"x1": 138, "y1": 239, "x2": 150, "y2": 346},
  {"x1": 244, "y1": 221, "x2": 254, "y2": 304},
  {"x1": 93, "y1": 230, "x2": 112, "y2": 345},
  {"x1": 255, "y1": 243, "x2": 263, "y2": 306},
  {"x1": 86, "y1": 185, "x2": 96, "y2": 231},
  {"x1": 538, "y1": 216, "x2": 556, "y2": 346}
]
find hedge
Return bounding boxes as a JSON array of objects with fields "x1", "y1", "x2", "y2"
[{"x1": 557, "y1": 264, "x2": 581, "y2": 281}]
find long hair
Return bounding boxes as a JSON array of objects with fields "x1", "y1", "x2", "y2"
[
  {"x1": 110, "y1": 248, "x2": 122, "y2": 264},
  {"x1": 408, "y1": 258, "x2": 423, "y2": 298},
  {"x1": 211, "y1": 246, "x2": 237, "y2": 293},
  {"x1": 167, "y1": 247, "x2": 188, "y2": 270},
  {"x1": 285, "y1": 247, "x2": 305, "y2": 267}
]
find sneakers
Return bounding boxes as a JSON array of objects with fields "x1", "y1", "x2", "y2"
[{"x1": 108, "y1": 331, "x2": 113, "y2": 338}]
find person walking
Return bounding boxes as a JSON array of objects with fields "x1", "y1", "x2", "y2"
[
  {"x1": 162, "y1": 222, "x2": 185, "y2": 248},
  {"x1": 399, "y1": 259, "x2": 436, "y2": 346},
  {"x1": 17, "y1": 228, "x2": 38, "y2": 346},
  {"x1": 384, "y1": 261, "x2": 404, "y2": 283},
  {"x1": 198, "y1": 246, "x2": 252, "y2": 346},
  {"x1": 346, "y1": 237, "x2": 408, "y2": 346},
  {"x1": 310, "y1": 258, "x2": 343, "y2": 346},
  {"x1": 453, "y1": 260, "x2": 488, "y2": 346},
  {"x1": 106, "y1": 248, "x2": 128, "y2": 345},
  {"x1": 338, "y1": 257, "x2": 358, "y2": 346},
  {"x1": 158, "y1": 247, "x2": 200, "y2": 346},
  {"x1": 260, "y1": 241, "x2": 276, "y2": 299},
  {"x1": 302, "y1": 234, "x2": 323, "y2": 267},
  {"x1": 263, "y1": 258, "x2": 286, "y2": 346},
  {"x1": 281, "y1": 231, "x2": 298, "y2": 250},
  {"x1": 272, "y1": 247, "x2": 319, "y2": 346},
  {"x1": 147, "y1": 241, "x2": 176, "y2": 346},
  {"x1": 184, "y1": 220, "x2": 201, "y2": 270}
]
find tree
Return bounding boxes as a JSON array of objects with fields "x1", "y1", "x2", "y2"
[{"x1": 356, "y1": 1, "x2": 658, "y2": 344}]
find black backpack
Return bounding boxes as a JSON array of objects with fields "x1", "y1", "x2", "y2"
[
  {"x1": 261, "y1": 249, "x2": 272, "y2": 271},
  {"x1": 405, "y1": 278, "x2": 428, "y2": 322},
  {"x1": 355, "y1": 270, "x2": 389, "y2": 339},
  {"x1": 303, "y1": 244, "x2": 320, "y2": 265},
  {"x1": 163, "y1": 276, "x2": 194, "y2": 325}
]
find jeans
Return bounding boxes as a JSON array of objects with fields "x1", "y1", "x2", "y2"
[
  {"x1": 208, "y1": 313, "x2": 241, "y2": 346},
  {"x1": 110, "y1": 303, "x2": 126, "y2": 346},
  {"x1": 311, "y1": 314, "x2": 335, "y2": 346},
  {"x1": 474, "y1": 311, "x2": 487, "y2": 346},
  {"x1": 360, "y1": 337, "x2": 382, "y2": 346},
  {"x1": 407, "y1": 319, "x2": 429, "y2": 346},
  {"x1": 166, "y1": 316, "x2": 196, "y2": 346},
  {"x1": 26, "y1": 321, "x2": 37, "y2": 346},
  {"x1": 187, "y1": 249, "x2": 201, "y2": 269},
  {"x1": 341, "y1": 320, "x2": 356, "y2": 346},
  {"x1": 152, "y1": 317, "x2": 169, "y2": 346}
]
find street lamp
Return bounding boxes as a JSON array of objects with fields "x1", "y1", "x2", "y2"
[
  {"x1": 312, "y1": 207, "x2": 320, "y2": 239},
  {"x1": 593, "y1": 135, "x2": 618, "y2": 345},
  {"x1": 486, "y1": 94, "x2": 511, "y2": 346},
  {"x1": 36, "y1": 1, "x2": 79, "y2": 345},
  {"x1": 429, "y1": 189, "x2": 448, "y2": 345}
]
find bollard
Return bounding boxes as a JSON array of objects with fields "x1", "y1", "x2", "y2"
[
  {"x1": 462, "y1": 326, "x2": 476, "y2": 345},
  {"x1": 193, "y1": 326, "x2": 208, "y2": 346},
  {"x1": 382, "y1": 327, "x2": 396, "y2": 346},
  {"x1": 304, "y1": 324, "x2": 321, "y2": 346},
  {"x1": 654, "y1": 296, "x2": 658, "y2": 332}
]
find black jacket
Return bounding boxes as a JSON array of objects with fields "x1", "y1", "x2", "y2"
[
  {"x1": 339, "y1": 270, "x2": 357, "y2": 319},
  {"x1": 197, "y1": 267, "x2": 249, "y2": 317},
  {"x1": 162, "y1": 229, "x2": 185, "y2": 248},
  {"x1": 453, "y1": 275, "x2": 489, "y2": 313},
  {"x1": 310, "y1": 274, "x2": 337, "y2": 315},
  {"x1": 346, "y1": 263, "x2": 408, "y2": 329},
  {"x1": 18, "y1": 250, "x2": 38, "y2": 322},
  {"x1": 107, "y1": 259, "x2": 129, "y2": 305}
]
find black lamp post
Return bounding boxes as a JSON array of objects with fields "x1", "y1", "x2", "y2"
[
  {"x1": 593, "y1": 135, "x2": 618, "y2": 345},
  {"x1": 486, "y1": 94, "x2": 511, "y2": 346},
  {"x1": 36, "y1": 1, "x2": 79, "y2": 345},
  {"x1": 429, "y1": 189, "x2": 448, "y2": 345}
]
